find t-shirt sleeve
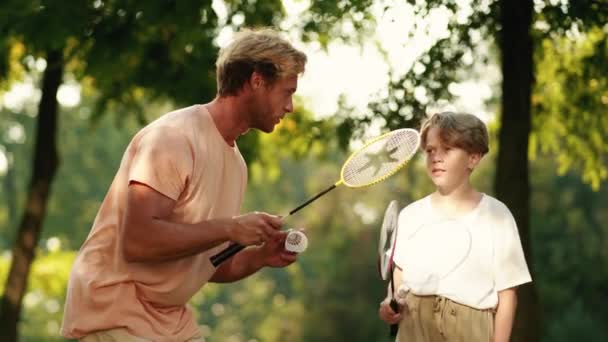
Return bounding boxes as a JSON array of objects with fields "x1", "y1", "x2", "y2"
[
  {"x1": 128, "y1": 128, "x2": 193, "y2": 201},
  {"x1": 494, "y1": 208, "x2": 532, "y2": 291}
]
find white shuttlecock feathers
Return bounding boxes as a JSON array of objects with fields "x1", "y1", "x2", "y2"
[{"x1": 285, "y1": 230, "x2": 308, "y2": 253}]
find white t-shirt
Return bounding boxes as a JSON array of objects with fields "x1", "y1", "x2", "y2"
[{"x1": 392, "y1": 193, "x2": 532, "y2": 310}]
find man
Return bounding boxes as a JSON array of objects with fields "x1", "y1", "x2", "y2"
[{"x1": 61, "y1": 28, "x2": 307, "y2": 341}]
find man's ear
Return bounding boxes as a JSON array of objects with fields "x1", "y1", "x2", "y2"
[{"x1": 249, "y1": 71, "x2": 264, "y2": 90}]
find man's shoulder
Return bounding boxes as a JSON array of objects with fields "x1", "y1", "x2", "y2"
[
  {"x1": 135, "y1": 105, "x2": 201, "y2": 140},
  {"x1": 150, "y1": 104, "x2": 201, "y2": 128}
]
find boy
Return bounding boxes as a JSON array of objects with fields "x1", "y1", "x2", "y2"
[{"x1": 379, "y1": 112, "x2": 531, "y2": 342}]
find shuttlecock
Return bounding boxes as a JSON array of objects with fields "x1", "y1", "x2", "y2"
[{"x1": 285, "y1": 230, "x2": 308, "y2": 253}]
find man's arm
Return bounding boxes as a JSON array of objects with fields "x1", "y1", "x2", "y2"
[
  {"x1": 493, "y1": 287, "x2": 518, "y2": 342},
  {"x1": 121, "y1": 182, "x2": 282, "y2": 263},
  {"x1": 210, "y1": 233, "x2": 298, "y2": 282},
  {"x1": 208, "y1": 246, "x2": 265, "y2": 282}
]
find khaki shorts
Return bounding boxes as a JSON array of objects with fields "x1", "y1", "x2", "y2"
[
  {"x1": 397, "y1": 293, "x2": 495, "y2": 342},
  {"x1": 80, "y1": 328, "x2": 203, "y2": 342}
]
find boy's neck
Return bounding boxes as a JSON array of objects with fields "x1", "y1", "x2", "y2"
[{"x1": 431, "y1": 182, "x2": 482, "y2": 218}]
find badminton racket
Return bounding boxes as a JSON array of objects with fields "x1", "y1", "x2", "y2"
[
  {"x1": 210, "y1": 128, "x2": 420, "y2": 267},
  {"x1": 378, "y1": 200, "x2": 400, "y2": 337}
]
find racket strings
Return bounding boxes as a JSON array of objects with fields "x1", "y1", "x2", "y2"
[
  {"x1": 342, "y1": 129, "x2": 420, "y2": 187},
  {"x1": 379, "y1": 201, "x2": 400, "y2": 281}
]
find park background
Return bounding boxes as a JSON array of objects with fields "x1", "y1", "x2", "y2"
[{"x1": 0, "y1": 0, "x2": 607, "y2": 341}]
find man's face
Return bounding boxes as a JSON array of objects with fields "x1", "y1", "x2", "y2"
[{"x1": 250, "y1": 75, "x2": 298, "y2": 133}]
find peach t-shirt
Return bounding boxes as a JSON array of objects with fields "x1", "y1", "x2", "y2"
[{"x1": 61, "y1": 105, "x2": 247, "y2": 341}]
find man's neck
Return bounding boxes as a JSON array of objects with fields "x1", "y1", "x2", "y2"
[{"x1": 204, "y1": 96, "x2": 251, "y2": 146}]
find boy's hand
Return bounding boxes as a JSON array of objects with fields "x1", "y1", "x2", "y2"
[{"x1": 378, "y1": 298, "x2": 406, "y2": 324}]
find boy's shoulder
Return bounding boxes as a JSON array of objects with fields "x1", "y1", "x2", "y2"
[
  {"x1": 480, "y1": 194, "x2": 512, "y2": 215},
  {"x1": 477, "y1": 194, "x2": 518, "y2": 229},
  {"x1": 398, "y1": 195, "x2": 431, "y2": 217}
]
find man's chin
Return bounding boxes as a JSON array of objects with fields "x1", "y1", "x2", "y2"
[{"x1": 252, "y1": 125, "x2": 275, "y2": 134}]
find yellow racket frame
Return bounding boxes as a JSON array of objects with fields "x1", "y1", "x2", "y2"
[{"x1": 337, "y1": 128, "x2": 421, "y2": 188}]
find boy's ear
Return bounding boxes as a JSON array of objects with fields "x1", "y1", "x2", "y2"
[{"x1": 468, "y1": 152, "x2": 482, "y2": 171}]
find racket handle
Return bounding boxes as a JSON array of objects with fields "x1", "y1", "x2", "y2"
[
  {"x1": 389, "y1": 298, "x2": 399, "y2": 336},
  {"x1": 211, "y1": 182, "x2": 338, "y2": 266},
  {"x1": 210, "y1": 243, "x2": 244, "y2": 267}
]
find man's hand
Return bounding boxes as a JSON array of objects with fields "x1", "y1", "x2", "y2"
[
  {"x1": 229, "y1": 212, "x2": 283, "y2": 246},
  {"x1": 210, "y1": 230, "x2": 299, "y2": 282},
  {"x1": 258, "y1": 231, "x2": 298, "y2": 268}
]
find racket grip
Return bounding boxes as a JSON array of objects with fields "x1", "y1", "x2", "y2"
[
  {"x1": 210, "y1": 243, "x2": 245, "y2": 267},
  {"x1": 389, "y1": 298, "x2": 399, "y2": 336}
]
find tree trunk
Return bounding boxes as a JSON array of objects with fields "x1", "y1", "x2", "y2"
[
  {"x1": 4, "y1": 146, "x2": 17, "y2": 229},
  {"x1": 0, "y1": 49, "x2": 63, "y2": 342},
  {"x1": 496, "y1": 1, "x2": 542, "y2": 341}
]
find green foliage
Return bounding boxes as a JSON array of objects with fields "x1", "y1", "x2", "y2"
[
  {"x1": 299, "y1": 0, "x2": 376, "y2": 47},
  {"x1": 538, "y1": 0, "x2": 608, "y2": 34},
  {"x1": 530, "y1": 158, "x2": 608, "y2": 341},
  {"x1": 0, "y1": 249, "x2": 76, "y2": 341},
  {"x1": 333, "y1": 0, "x2": 608, "y2": 193},
  {"x1": 338, "y1": 0, "x2": 497, "y2": 139},
  {"x1": 245, "y1": 99, "x2": 337, "y2": 184},
  {"x1": 531, "y1": 26, "x2": 608, "y2": 190}
]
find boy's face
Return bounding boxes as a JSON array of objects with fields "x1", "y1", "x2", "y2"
[
  {"x1": 423, "y1": 126, "x2": 481, "y2": 190},
  {"x1": 249, "y1": 74, "x2": 298, "y2": 133}
]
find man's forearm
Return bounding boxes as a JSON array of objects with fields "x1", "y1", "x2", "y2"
[
  {"x1": 210, "y1": 246, "x2": 266, "y2": 283},
  {"x1": 122, "y1": 217, "x2": 233, "y2": 263}
]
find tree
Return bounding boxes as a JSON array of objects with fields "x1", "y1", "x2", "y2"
[{"x1": 495, "y1": 2, "x2": 539, "y2": 340}]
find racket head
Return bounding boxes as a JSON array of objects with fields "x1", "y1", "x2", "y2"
[
  {"x1": 378, "y1": 200, "x2": 400, "y2": 281},
  {"x1": 340, "y1": 128, "x2": 420, "y2": 188}
]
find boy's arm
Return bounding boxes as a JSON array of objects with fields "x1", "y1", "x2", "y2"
[
  {"x1": 493, "y1": 287, "x2": 517, "y2": 342},
  {"x1": 379, "y1": 265, "x2": 405, "y2": 324},
  {"x1": 393, "y1": 266, "x2": 404, "y2": 300}
]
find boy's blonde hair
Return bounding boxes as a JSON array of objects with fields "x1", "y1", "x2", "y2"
[
  {"x1": 420, "y1": 112, "x2": 489, "y2": 155},
  {"x1": 215, "y1": 28, "x2": 307, "y2": 96}
]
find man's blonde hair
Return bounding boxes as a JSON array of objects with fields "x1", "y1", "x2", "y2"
[
  {"x1": 420, "y1": 112, "x2": 489, "y2": 155},
  {"x1": 215, "y1": 28, "x2": 307, "y2": 96}
]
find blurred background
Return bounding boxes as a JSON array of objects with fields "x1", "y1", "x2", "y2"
[{"x1": 0, "y1": 0, "x2": 607, "y2": 341}]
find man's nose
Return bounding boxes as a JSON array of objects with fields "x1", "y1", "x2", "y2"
[{"x1": 284, "y1": 98, "x2": 293, "y2": 113}]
